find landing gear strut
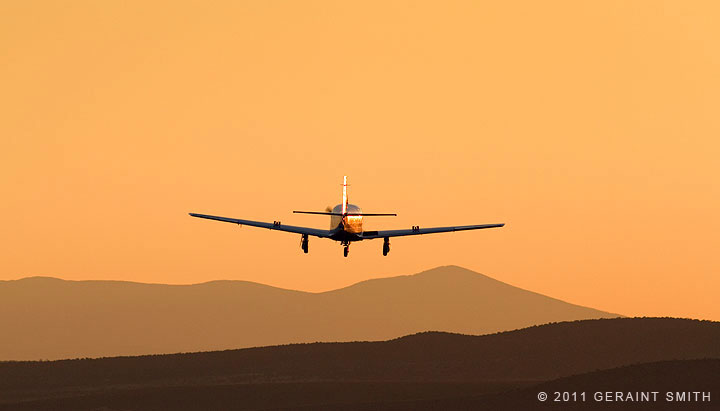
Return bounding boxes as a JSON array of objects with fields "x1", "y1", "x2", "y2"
[
  {"x1": 343, "y1": 241, "x2": 350, "y2": 257},
  {"x1": 300, "y1": 234, "x2": 308, "y2": 254},
  {"x1": 382, "y1": 237, "x2": 390, "y2": 256}
]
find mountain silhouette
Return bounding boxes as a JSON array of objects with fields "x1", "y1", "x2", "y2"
[
  {"x1": 0, "y1": 265, "x2": 618, "y2": 360},
  {"x1": 0, "y1": 318, "x2": 717, "y2": 410}
]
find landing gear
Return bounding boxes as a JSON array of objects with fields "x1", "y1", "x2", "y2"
[
  {"x1": 382, "y1": 237, "x2": 390, "y2": 256},
  {"x1": 342, "y1": 241, "x2": 350, "y2": 257},
  {"x1": 300, "y1": 234, "x2": 308, "y2": 254}
]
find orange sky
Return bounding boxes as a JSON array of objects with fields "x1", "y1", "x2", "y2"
[{"x1": 2, "y1": 1, "x2": 719, "y2": 320}]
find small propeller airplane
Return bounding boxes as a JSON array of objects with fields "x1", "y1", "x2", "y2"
[{"x1": 190, "y1": 176, "x2": 504, "y2": 257}]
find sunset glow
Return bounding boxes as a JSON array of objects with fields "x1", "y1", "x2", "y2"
[{"x1": 2, "y1": 1, "x2": 719, "y2": 320}]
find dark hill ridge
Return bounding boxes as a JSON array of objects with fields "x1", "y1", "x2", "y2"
[
  {"x1": 0, "y1": 265, "x2": 618, "y2": 360},
  {"x1": 6, "y1": 361, "x2": 716, "y2": 411},
  {"x1": 1, "y1": 318, "x2": 718, "y2": 392},
  {"x1": 347, "y1": 359, "x2": 720, "y2": 411},
  {"x1": 0, "y1": 318, "x2": 717, "y2": 410}
]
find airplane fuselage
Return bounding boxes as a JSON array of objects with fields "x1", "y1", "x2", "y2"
[
  {"x1": 329, "y1": 203, "x2": 364, "y2": 243},
  {"x1": 330, "y1": 204, "x2": 363, "y2": 232}
]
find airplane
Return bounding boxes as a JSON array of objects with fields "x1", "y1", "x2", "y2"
[{"x1": 189, "y1": 176, "x2": 504, "y2": 257}]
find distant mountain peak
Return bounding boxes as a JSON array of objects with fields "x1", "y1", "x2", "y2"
[
  {"x1": 415, "y1": 264, "x2": 505, "y2": 281},
  {"x1": 7, "y1": 276, "x2": 66, "y2": 283},
  {"x1": 1, "y1": 265, "x2": 620, "y2": 360}
]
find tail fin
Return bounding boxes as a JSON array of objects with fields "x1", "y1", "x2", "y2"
[
  {"x1": 342, "y1": 176, "x2": 348, "y2": 215},
  {"x1": 292, "y1": 177, "x2": 396, "y2": 217}
]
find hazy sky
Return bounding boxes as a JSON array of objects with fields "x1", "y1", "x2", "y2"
[{"x1": 2, "y1": 1, "x2": 719, "y2": 320}]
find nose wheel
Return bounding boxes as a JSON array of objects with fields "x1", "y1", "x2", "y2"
[
  {"x1": 342, "y1": 242, "x2": 350, "y2": 257},
  {"x1": 382, "y1": 237, "x2": 390, "y2": 256}
]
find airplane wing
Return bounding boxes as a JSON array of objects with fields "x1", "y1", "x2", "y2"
[
  {"x1": 189, "y1": 213, "x2": 333, "y2": 238},
  {"x1": 361, "y1": 223, "x2": 505, "y2": 239}
]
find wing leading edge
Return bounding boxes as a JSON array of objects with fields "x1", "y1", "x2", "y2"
[
  {"x1": 189, "y1": 213, "x2": 333, "y2": 238},
  {"x1": 361, "y1": 223, "x2": 505, "y2": 239}
]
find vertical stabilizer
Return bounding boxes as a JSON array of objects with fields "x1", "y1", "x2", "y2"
[{"x1": 342, "y1": 176, "x2": 348, "y2": 215}]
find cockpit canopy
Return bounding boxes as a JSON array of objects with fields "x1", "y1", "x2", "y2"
[{"x1": 332, "y1": 204, "x2": 362, "y2": 214}]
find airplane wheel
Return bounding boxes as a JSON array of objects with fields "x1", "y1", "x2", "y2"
[
  {"x1": 301, "y1": 234, "x2": 309, "y2": 254},
  {"x1": 343, "y1": 246, "x2": 349, "y2": 257}
]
